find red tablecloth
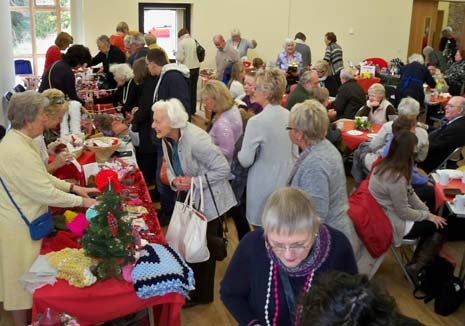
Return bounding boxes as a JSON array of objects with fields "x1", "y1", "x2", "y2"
[
  {"x1": 354, "y1": 77, "x2": 381, "y2": 93},
  {"x1": 33, "y1": 168, "x2": 184, "y2": 326},
  {"x1": 339, "y1": 120, "x2": 382, "y2": 150},
  {"x1": 51, "y1": 150, "x2": 96, "y2": 185},
  {"x1": 434, "y1": 178, "x2": 465, "y2": 211}
]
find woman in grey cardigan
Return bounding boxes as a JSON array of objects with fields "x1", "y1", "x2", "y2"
[
  {"x1": 287, "y1": 100, "x2": 357, "y2": 250},
  {"x1": 369, "y1": 130, "x2": 447, "y2": 284},
  {"x1": 238, "y1": 68, "x2": 298, "y2": 227},
  {"x1": 152, "y1": 98, "x2": 236, "y2": 305}
]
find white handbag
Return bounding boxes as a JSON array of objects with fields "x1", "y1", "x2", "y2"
[{"x1": 165, "y1": 177, "x2": 210, "y2": 263}]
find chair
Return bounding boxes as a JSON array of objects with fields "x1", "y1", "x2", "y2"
[
  {"x1": 436, "y1": 146, "x2": 463, "y2": 170},
  {"x1": 14, "y1": 59, "x2": 33, "y2": 75},
  {"x1": 390, "y1": 238, "x2": 419, "y2": 289}
]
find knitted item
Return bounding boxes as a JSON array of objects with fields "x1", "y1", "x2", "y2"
[
  {"x1": 131, "y1": 244, "x2": 195, "y2": 299},
  {"x1": 46, "y1": 248, "x2": 97, "y2": 288}
]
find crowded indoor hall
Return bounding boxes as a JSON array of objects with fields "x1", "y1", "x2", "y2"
[{"x1": 2, "y1": 0, "x2": 465, "y2": 325}]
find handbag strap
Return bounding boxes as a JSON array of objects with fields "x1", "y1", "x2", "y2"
[
  {"x1": 0, "y1": 176, "x2": 31, "y2": 227},
  {"x1": 48, "y1": 61, "x2": 57, "y2": 89},
  {"x1": 205, "y1": 174, "x2": 228, "y2": 235}
]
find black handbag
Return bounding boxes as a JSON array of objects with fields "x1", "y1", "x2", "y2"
[
  {"x1": 205, "y1": 174, "x2": 228, "y2": 261},
  {"x1": 0, "y1": 176, "x2": 54, "y2": 240},
  {"x1": 195, "y1": 39, "x2": 205, "y2": 63}
]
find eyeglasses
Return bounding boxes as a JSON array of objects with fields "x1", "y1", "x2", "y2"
[
  {"x1": 285, "y1": 126, "x2": 294, "y2": 131},
  {"x1": 265, "y1": 236, "x2": 315, "y2": 254}
]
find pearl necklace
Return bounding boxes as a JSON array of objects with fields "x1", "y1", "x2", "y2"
[{"x1": 264, "y1": 263, "x2": 316, "y2": 326}]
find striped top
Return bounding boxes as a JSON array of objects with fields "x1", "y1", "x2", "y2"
[{"x1": 324, "y1": 42, "x2": 344, "y2": 75}]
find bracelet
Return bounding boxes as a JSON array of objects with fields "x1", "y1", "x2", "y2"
[{"x1": 69, "y1": 184, "x2": 74, "y2": 193}]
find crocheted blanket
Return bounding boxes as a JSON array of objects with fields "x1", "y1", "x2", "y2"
[{"x1": 131, "y1": 244, "x2": 195, "y2": 299}]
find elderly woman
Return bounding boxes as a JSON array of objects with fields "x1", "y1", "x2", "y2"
[
  {"x1": 323, "y1": 32, "x2": 343, "y2": 76},
  {"x1": 369, "y1": 131, "x2": 447, "y2": 283},
  {"x1": 237, "y1": 70, "x2": 263, "y2": 114},
  {"x1": 39, "y1": 44, "x2": 92, "y2": 105},
  {"x1": 0, "y1": 92, "x2": 97, "y2": 326},
  {"x1": 445, "y1": 49, "x2": 465, "y2": 96},
  {"x1": 287, "y1": 99, "x2": 357, "y2": 248},
  {"x1": 426, "y1": 63, "x2": 448, "y2": 93},
  {"x1": 355, "y1": 83, "x2": 396, "y2": 124},
  {"x1": 220, "y1": 187, "x2": 357, "y2": 326},
  {"x1": 226, "y1": 28, "x2": 257, "y2": 58},
  {"x1": 93, "y1": 63, "x2": 139, "y2": 117},
  {"x1": 276, "y1": 38, "x2": 302, "y2": 87},
  {"x1": 202, "y1": 80, "x2": 243, "y2": 164},
  {"x1": 313, "y1": 60, "x2": 340, "y2": 97},
  {"x1": 152, "y1": 98, "x2": 236, "y2": 305},
  {"x1": 91, "y1": 35, "x2": 127, "y2": 89},
  {"x1": 43, "y1": 32, "x2": 73, "y2": 72},
  {"x1": 395, "y1": 53, "x2": 436, "y2": 106},
  {"x1": 422, "y1": 46, "x2": 447, "y2": 72},
  {"x1": 33, "y1": 89, "x2": 73, "y2": 173},
  {"x1": 238, "y1": 68, "x2": 298, "y2": 228}
]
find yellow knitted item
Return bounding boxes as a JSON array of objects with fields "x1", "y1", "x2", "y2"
[
  {"x1": 64, "y1": 210, "x2": 79, "y2": 224},
  {"x1": 46, "y1": 248, "x2": 97, "y2": 288}
]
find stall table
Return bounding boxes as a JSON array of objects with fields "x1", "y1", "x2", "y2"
[
  {"x1": 354, "y1": 77, "x2": 381, "y2": 93},
  {"x1": 338, "y1": 119, "x2": 382, "y2": 151}
]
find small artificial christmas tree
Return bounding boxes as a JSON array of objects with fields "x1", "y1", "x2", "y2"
[{"x1": 82, "y1": 181, "x2": 134, "y2": 280}]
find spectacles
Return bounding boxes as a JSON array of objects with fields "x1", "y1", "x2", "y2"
[
  {"x1": 285, "y1": 126, "x2": 294, "y2": 131},
  {"x1": 265, "y1": 236, "x2": 315, "y2": 254}
]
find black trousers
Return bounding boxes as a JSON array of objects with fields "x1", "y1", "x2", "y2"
[
  {"x1": 189, "y1": 68, "x2": 200, "y2": 117},
  {"x1": 413, "y1": 183, "x2": 436, "y2": 213},
  {"x1": 188, "y1": 218, "x2": 219, "y2": 303},
  {"x1": 404, "y1": 220, "x2": 439, "y2": 239},
  {"x1": 137, "y1": 152, "x2": 157, "y2": 187}
]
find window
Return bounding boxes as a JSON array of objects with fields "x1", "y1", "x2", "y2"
[
  {"x1": 10, "y1": 0, "x2": 71, "y2": 76},
  {"x1": 139, "y1": 3, "x2": 191, "y2": 61}
]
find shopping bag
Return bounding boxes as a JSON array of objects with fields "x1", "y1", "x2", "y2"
[
  {"x1": 184, "y1": 177, "x2": 209, "y2": 263},
  {"x1": 165, "y1": 193, "x2": 192, "y2": 258}
]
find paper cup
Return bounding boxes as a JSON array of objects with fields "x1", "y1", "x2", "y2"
[{"x1": 438, "y1": 172, "x2": 449, "y2": 186}]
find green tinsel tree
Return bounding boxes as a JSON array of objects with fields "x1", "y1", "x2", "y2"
[{"x1": 82, "y1": 184, "x2": 135, "y2": 280}]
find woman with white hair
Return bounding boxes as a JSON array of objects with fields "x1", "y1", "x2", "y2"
[
  {"x1": 226, "y1": 28, "x2": 257, "y2": 58},
  {"x1": 152, "y1": 98, "x2": 236, "y2": 306},
  {"x1": 395, "y1": 53, "x2": 436, "y2": 106},
  {"x1": 276, "y1": 38, "x2": 303, "y2": 87},
  {"x1": 355, "y1": 83, "x2": 396, "y2": 124},
  {"x1": 287, "y1": 100, "x2": 358, "y2": 249},
  {"x1": 220, "y1": 187, "x2": 357, "y2": 326},
  {"x1": 93, "y1": 63, "x2": 139, "y2": 117}
]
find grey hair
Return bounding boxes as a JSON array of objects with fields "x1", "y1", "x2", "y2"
[
  {"x1": 340, "y1": 68, "x2": 355, "y2": 81},
  {"x1": 367, "y1": 83, "x2": 385, "y2": 98},
  {"x1": 397, "y1": 97, "x2": 420, "y2": 117},
  {"x1": 422, "y1": 46, "x2": 434, "y2": 57},
  {"x1": 289, "y1": 99, "x2": 329, "y2": 144},
  {"x1": 124, "y1": 33, "x2": 146, "y2": 47},
  {"x1": 152, "y1": 98, "x2": 188, "y2": 129},
  {"x1": 231, "y1": 28, "x2": 241, "y2": 37},
  {"x1": 283, "y1": 38, "x2": 296, "y2": 49},
  {"x1": 408, "y1": 53, "x2": 424, "y2": 64},
  {"x1": 262, "y1": 187, "x2": 320, "y2": 235},
  {"x1": 300, "y1": 70, "x2": 315, "y2": 84},
  {"x1": 452, "y1": 96, "x2": 465, "y2": 115},
  {"x1": 96, "y1": 35, "x2": 111, "y2": 47},
  {"x1": 256, "y1": 68, "x2": 287, "y2": 105},
  {"x1": 8, "y1": 91, "x2": 49, "y2": 129},
  {"x1": 109, "y1": 63, "x2": 134, "y2": 82}
]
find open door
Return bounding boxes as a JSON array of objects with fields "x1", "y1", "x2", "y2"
[{"x1": 408, "y1": 0, "x2": 438, "y2": 56}]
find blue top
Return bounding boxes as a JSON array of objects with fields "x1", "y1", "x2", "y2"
[
  {"x1": 382, "y1": 135, "x2": 429, "y2": 186},
  {"x1": 171, "y1": 141, "x2": 184, "y2": 176},
  {"x1": 220, "y1": 225, "x2": 357, "y2": 326}
]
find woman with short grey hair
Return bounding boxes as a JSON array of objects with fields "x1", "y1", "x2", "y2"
[
  {"x1": 0, "y1": 91, "x2": 97, "y2": 326},
  {"x1": 238, "y1": 68, "x2": 298, "y2": 228},
  {"x1": 276, "y1": 38, "x2": 303, "y2": 87},
  {"x1": 221, "y1": 187, "x2": 357, "y2": 326},
  {"x1": 152, "y1": 98, "x2": 236, "y2": 306},
  {"x1": 355, "y1": 83, "x2": 396, "y2": 124},
  {"x1": 287, "y1": 100, "x2": 358, "y2": 250},
  {"x1": 91, "y1": 34, "x2": 126, "y2": 89}
]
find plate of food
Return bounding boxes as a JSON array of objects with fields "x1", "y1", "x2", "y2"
[
  {"x1": 367, "y1": 133, "x2": 377, "y2": 138},
  {"x1": 346, "y1": 130, "x2": 363, "y2": 136}
]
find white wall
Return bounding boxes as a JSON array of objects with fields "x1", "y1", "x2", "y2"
[
  {"x1": 0, "y1": 5, "x2": 15, "y2": 127},
  {"x1": 81, "y1": 0, "x2": 413, "y2": 68}
]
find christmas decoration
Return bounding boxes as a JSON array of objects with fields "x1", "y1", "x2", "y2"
[
  {"x1": 95, "y1": 169, "x2": 121, "y2": 193},
  {"x1": 81, "y1": 183, "x2": 135, "y2": 280}
]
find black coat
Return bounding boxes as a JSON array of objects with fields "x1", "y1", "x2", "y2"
[
  {"x1": 395, "y1": 62, "x2": 435, "y2": 106},
  {"x1": 39, "y1": 60, "x2": 83, "y2": 104},
  {"x1": 154, "y1": 70, "x2": 190, "y2": 112},
  {"x1": 418, "y1": 116, "x2": 465, "y2": 173},
  {"x1": 93, "y1": 79, "x2": 141, "y2": 115},
  {"x1": 333, "y1": 79, "x2": 366, "y2": 119},
  {"x1": 91, "y1": 45, "x2": 126, "y2": 89}
]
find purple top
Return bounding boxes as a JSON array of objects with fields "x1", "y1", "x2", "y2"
[
  {"x1": 209, "y1": 105, "x2": 243, "y2": 164},
  {"x1": 276, "y1": 51, "x2": 303, "y2": 72},
  {"x1": 243, "y1": 95, "x2": 263, "y2": 114}
]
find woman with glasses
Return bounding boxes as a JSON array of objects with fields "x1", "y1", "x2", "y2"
[
  {"x1": 220, "y1": 187, "x2": 357, "y2": 326},
  {"x1": 287, "y1": 100, "x2": 357, "y2": 250},
  {"x1": 238, "y1": 68, "x2": 298, "y2": 229}
]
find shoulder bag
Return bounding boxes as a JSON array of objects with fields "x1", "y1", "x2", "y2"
[{"x1": 0, "y1": 176, "x2": 54, "y2": 240}]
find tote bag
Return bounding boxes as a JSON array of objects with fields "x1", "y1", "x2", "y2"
[{"x1": 165, "y1": 177, "x2": 209, "y2": 263}]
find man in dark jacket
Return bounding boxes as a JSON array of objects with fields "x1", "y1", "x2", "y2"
[
  {"x1": 333, "y1": 68, "x2": 366, "y2": 119},
  {"x1": 146, "y1": 48, "x2": 190, "y2": 224},
  {"x1": 418, "y1": 96, "x2": 465, "y2": 173},
  {"x1": 91, "y1": 35, "x2": 126, "y2": 89}
]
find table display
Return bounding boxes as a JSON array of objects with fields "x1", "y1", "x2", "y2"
[{"x1": 337, "y1": 119, "x2": 382, "y2": 151}]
